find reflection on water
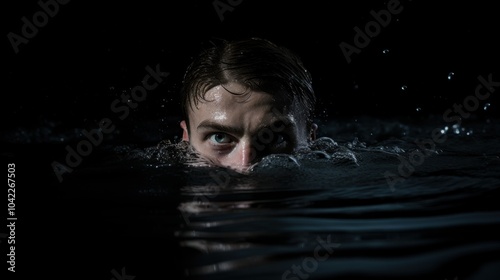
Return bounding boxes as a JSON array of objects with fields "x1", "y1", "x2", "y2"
[
  {"x1": 173, "y1": 160, "x2": 499, "y2": 279},
  {"x1": 59, "y1": 117, "x2": 500, "y2": 280}
]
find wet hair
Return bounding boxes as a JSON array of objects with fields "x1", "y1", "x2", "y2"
[{"x1": 180, "y1": 37, "x2": 316, "y2": 130}]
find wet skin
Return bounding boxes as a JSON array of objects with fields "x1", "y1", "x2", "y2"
[{"x1": 180, "y1": 82, "x2": 317, "y2": 172}]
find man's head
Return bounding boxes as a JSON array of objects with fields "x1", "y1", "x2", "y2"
[{"x1": 179, "y1": 37, "x2": 317, "y2": 172}]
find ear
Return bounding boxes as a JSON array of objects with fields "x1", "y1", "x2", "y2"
[
  {"x1": 180, "y1": 120, "x2": 189, "y2": 141},
  {"x1": 309, "y1": 123, "x2": 318, "y2": 141}
]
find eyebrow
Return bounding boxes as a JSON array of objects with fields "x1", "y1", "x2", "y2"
[
  {"x1": 197, "y1": 121, "x2": 244, "y2": 136},
  {"x1": 196, "y1": 119, "x2": 296, "y2": 136}
]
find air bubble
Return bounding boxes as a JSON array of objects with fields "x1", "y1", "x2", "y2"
[{"x1": 447, "y1": 72, "x2": 455, "y2": 80}]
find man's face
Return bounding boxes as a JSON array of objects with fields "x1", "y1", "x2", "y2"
[{"x1": 180, "y1": 82, "x2": 316, "y2": 172}]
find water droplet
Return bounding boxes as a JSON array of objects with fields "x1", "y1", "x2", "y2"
[
  {"x1": 382, "y1": 49, "x2": 390, "y2": 54},
  {"x1": 416, "y1": 107, "x2": 421, "y2": 112},
  {"x1": 484, "y1": 103, "x2": 491, "y2": 111},
  {"x1": 447, "y1": 72, "x2": 455, "y2": 80},
  {"x1": 401, "y1": 85, "x2": 407, "y2": 91}
]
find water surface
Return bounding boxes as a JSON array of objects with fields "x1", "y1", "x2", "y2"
[{"x1": 18, "y1": 116, "x2": 499, "y2": 280}]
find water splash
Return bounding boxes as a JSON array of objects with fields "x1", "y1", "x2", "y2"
[
  {"x1": 121, "y1": 136, "x2": 360, "y2": 173},
  {"x1": 447, "y1": 72, "x2": 455, "y2": 80}
]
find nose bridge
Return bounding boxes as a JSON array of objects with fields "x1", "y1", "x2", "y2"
[
  {"x1": 240, "y1": 138, "x2": 254, "y2": 165},
  {"x1": 232, "y1": 138, "x2": 256, "y2": 168}
]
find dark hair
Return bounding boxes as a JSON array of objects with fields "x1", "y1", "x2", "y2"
[{"x1": 180, "y1": 37, "x2": 316, "y2": 129}]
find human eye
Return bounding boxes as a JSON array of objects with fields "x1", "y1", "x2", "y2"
[
  {"x1": 268, "y1": 133, "x2": 291, "y2": 151},
  {"x1": 273, "y1": 134, "x2": 286, "y2": 146},
  {"x1": 208, "y1": 132, "x2": 234, "y2": 145},
  {"x1": 256, "y1": 131, "x2": 290, "y2": 151}
]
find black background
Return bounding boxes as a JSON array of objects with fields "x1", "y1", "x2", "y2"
[
  {"x1": 3, "y1": 0, "x2": 500, "y2": 146},
  {"x1": 2, "y1": 0, "x2": 500, "y2": 279}
]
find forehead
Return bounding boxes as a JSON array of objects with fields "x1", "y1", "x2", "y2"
[
  {"x1": 186, "y1": 82, "x2": 309, "y2": 139},
  {"x1": 190, "y1": 83, "x2": 295, "y2": 116}
]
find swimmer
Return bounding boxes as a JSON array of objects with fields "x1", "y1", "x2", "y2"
[{"x1": 179, "y1": 37, "x2": 318, "y2": 172}]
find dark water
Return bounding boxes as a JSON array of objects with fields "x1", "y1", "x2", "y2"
[{"x1": 4, "y1": 116, "x2": 500, "y2": 280}]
